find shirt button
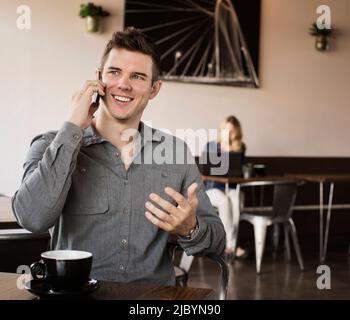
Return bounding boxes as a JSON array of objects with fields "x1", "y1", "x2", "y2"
[
  {"x1": 73, "y1": 134, "x2": 80, "y2": 141},
  {"x1": 121, "y1": 239, "x2": 127, "y2": 245},
  {"x1": 119, "y1": 264, "x2": 125, "y2": 271},
  {"x1": 124, "y1": 180, "x2": 128, "y2": 185},
  {"x1": 80, "y1": 168, "x2": 86, "y2": 174},
  {"x1": 123, "y1": 208, "x2": 128, "y2": 214},
  {"x1": 115, "y1": 152, "x2": 119, "y2": 157}
]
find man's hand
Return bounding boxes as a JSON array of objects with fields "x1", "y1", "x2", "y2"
[
  {"x1": 145, "y1": 183, "x2": 199, "y2": 237},
  {"x1": 68, "y1": 80, "x2": 106, "y2": 129}
]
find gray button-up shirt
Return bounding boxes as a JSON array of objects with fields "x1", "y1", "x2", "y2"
[{"x1": 12, "y1": 121, "x2": 225, "y2": 285}]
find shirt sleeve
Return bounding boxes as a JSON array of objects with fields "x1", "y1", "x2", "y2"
[
  {"x1": 177, "y1": 144, "x2": 226, "y2": 256},
  {"x1": 11, "y1": 122, "x2": 83, "y2": 233}
]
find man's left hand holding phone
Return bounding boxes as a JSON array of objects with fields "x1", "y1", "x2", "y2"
[{"x1": 68, "y1": 70, "x2": 106, "y2": 129}]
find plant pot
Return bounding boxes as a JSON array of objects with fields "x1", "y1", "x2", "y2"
[
  {"x1": 315, "y1": 35, "x2": 329, "y2": 52},
  {"x1": 85, "y1": 16, "x2": 100, "y2": 32}
]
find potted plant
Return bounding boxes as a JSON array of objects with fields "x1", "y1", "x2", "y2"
[
  {"x1": 79, "y1": 2, "x2": 110, "y2": 33},
  {"x1": 309, "y1": 22, "x2": 333, "y2": 52}
]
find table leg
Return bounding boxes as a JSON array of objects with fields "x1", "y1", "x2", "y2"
[
  {"x1": 319, "y1": 182, "x2": 323, "y2": 262},
  {"x1": 231, "y1": 184, "x2": 241, "y2": 260},
  {"x1": 322, "y1": 183, "x2": 334, "y2": 262}
]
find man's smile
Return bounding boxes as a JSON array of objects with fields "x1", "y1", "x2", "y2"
[{"x1": 111, "y1": 94, "x2": 134, "y2": 103}]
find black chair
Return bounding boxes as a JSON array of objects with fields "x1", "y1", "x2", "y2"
[
  {"x1": 170, "y1": 243, "x2": 229, "y2": 300},
  {"x1": 0, "y1": 229, "x2": 50, "y2": 273},
  {"x1": 233, "y1": 180, "x2": 304, "y2": 274}
]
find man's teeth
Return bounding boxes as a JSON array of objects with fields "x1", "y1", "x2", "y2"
[{"x1": 112, "y1": 95, "x2": 132, "y2": 102}]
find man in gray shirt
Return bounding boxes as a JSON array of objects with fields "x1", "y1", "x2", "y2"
[{"x1": 12, "y1": 27, "x2": 225, "y2": 285}]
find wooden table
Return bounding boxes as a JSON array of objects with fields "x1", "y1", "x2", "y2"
[
  {"x1": 286, "y1": 174, "x2": 350, "y2": 262},
  {"x1": 0, "y1": 272, "x2": 216, "y2": 300},
  {"x1": 0, "y1": 196, "x2": 18, "y2": 228},
  {"x1": 202, "y1": 175, "x2": 294, "y2": 195},
  {"x1": 202, "y1": 175, "x2": 292, "y2": 184}
]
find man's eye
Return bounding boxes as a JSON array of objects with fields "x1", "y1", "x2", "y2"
[
  {"x1": 132, "y1": 74, "x2": 144, "y2": 80},
  {"x1": 110, "y1": 70, "x2": 119, "y2": 75}
]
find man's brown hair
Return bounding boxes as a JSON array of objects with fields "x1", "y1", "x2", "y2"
[{"x1": 100, "y1": 27, "x2": 160, "y2": 83}]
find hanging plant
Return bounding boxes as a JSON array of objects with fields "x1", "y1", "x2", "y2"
[
  {"x1": 79, "y1": 2, "x2": 110, "y2": 33},
  {"x1": 309, "y1": 23, "x2": 333, "y2": 52}
]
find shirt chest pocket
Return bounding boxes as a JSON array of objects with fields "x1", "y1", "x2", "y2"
[
  {"x1": 63, "y1": 164, "x2": 109, "y2": 215},
  {"x1": 144, "y1": 169, "x2": 182, "y2": 206}
]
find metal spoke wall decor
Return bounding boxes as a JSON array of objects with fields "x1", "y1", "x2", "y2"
[{"x1": 124, "y1": 0, "x2": 261, "y2": 88}]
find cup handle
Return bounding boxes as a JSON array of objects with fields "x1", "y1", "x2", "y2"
[{"x1": 30, "y1": 261, "x2": 46, "y2": 280}]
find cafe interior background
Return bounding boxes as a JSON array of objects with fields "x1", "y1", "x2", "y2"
[{"x1": 1, "y1": 0, "x2": 350, "y2": 299}]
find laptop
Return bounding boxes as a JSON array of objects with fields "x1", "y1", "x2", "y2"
[{"x1": 198, "y1": 152, "x2": 244, "y2": 177}]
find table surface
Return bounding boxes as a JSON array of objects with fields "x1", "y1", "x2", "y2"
[
  {"x1": 202, "y1": 174, "x2": 350, "y2": 184},
  {"x1": 285, "y1": 173, "x2": 350, "y2": 183},
  {"x1": 201, "y1": 175, "x2": 294, "y2": 184},
  {"x1": 0, "y1": 272, "x2": 216, "y2": 300}
]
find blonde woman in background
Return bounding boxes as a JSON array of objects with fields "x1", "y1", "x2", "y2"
[{"x1": 203, "y1": 115, "x2": 247, "y2": 260}]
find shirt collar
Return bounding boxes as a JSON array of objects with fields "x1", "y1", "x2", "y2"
[{"x1": 81, "y1": 121, "x2": 162, "y2": 147}]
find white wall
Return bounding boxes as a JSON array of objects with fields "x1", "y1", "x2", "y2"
[{"x1": 1, "y1": 0, "x2": 350, "y2": 195}]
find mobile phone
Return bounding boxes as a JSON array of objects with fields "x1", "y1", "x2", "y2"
[{"x1": 93, "y1": 71, "x2": 102, "y2": 106}]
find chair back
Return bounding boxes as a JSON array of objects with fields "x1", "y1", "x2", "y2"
[
  {"x1": 169, "y1": 242, "x2": 229, "y2": 300},
  {"x1": 237, "y1": 180, "x2": 299, "y2": 222},
  {"x1": 272, "y1": 182, "x2": 298, "y2": 221}
]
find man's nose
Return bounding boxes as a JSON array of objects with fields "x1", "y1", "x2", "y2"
[{"x1": 116, "y1": 75, "x2": 132, "y2": 91}]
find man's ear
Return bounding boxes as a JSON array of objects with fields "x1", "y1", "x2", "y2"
[{"x1": 149, "y1": 80, "x2": 162, "y2": 100}]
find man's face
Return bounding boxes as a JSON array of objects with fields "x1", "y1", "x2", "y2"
[{"x1": 100, "y1": 48, "x2": 161, "y2": 122}]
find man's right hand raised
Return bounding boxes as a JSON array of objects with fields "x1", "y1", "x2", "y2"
[{"x1": 68, "y1": 80, "x2": 106, "y2": 129}]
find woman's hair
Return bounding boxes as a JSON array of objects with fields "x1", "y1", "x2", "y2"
[{"x1": 217, "y1": 115, "x2": 245, "y2": 152}]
